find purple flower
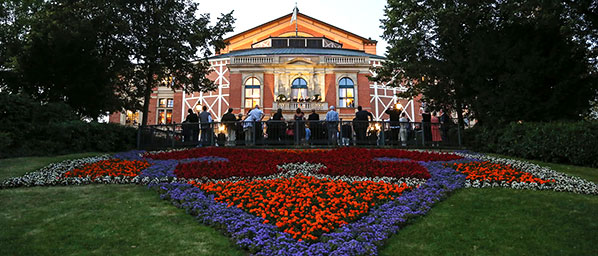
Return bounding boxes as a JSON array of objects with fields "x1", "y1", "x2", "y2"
[{"x1": 150, "y1": 159, "x2": 468, "y2": 255}]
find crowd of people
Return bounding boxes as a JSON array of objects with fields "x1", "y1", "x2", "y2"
[{"x1": 179, "y1": 103, "x2": 454, "y2": 147}]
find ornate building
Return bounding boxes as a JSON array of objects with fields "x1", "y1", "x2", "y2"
[{"x1": 110, "y1": 10, "x2": 421, "y2": 125}]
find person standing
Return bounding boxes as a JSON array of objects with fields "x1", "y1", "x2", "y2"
[
  {"x1": 431, "y1": 111, "x2": 442, "y2": 146},
  {"x1": 184, "y1": 109, "x2": 199, "y2": 144},
  {"x1": 236, "y1": 113, "x2": 245, "y2": 145},
  {"x1": 439, "y1": 109, "x2": 450, "y2": 144},
  {"x1": 399, "y1": 112, "x2": 409, "y2": 146},
  {"x1": 198, "y1": 106, "x2": 212, "y2": 146},
  {"x1": 308, "y1": 109, "x2": 321, "y2": 142},
  {"x1": 244, "y1": 105, "x2": 263, "y2": 146},
  {"x1": 325, "y1": 106, "x2": 339, "y2": 145},
  {"x1": 354, "y1": 106, "x2": 373, "y2": 144},
  {"x1": 221, "y1": 108, "x2": 237, "y2": 146},
  {"x1": 267, "y1": 108, "x2": 285, "y2": 143},
  {"x1": 421, "y1": 107, "x2": 432, "y2": 145},
  {"x1": 385, "y1": 106, "x2": 401, "y2": 145},
  {"x1": 293, "y1": 108, "x2": 305, "y2": 144}
]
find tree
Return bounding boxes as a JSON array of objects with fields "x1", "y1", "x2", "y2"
[
  {"x1": 373, "y1": 0, "x2": 598, "y2": 126},
  {"x1": 1, "y1": 0, "x2": 235, "y2": 122},
  {"x1": 1, "y1": 1, "x2": 138, "y2": 118},
  {"x1": 118, "y1": 0, "x2": 234, "y2": 126}
]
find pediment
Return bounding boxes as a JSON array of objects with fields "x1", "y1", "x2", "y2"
[{"x1": 286, "y1": 58, "x2": 314, "y2": 65}]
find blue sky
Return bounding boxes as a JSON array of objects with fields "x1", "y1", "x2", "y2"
[{"x1": 196, "y1": 0, "x2": 389, "y2": 55}]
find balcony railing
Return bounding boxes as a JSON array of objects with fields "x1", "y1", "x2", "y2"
[
  {"x1": 322, "y1": 56, "x2": 368, "y2": 64},
  {"x1": 231, "y1": 56, "x2": 275, "y2": 64},
  {"x1": 272, "y1": 101, "x2": 329, "y2": 111}
]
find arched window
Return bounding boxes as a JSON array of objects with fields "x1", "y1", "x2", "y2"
[
  {"x1": 339, "y1": 77, "x2": 355, "y2": 108},
  {"x1": 291, "y1": 78, "x2": 308, "y2": 100},
  {"x1": 244, "y1": 77, "x2": 261, "y2": 108}
]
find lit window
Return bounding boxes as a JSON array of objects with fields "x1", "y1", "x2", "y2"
[
  {"x1": 158, "y1": 109, "x2": 173, "y2": 124},
  {"x1": 166, "y1": 109, "x2": 172, "y2": 124},
  {"x1": 125, "y1": 110, "x2": 139, "y2": 125},
  {"x1": 291, "y1": 78, "x2": 308, "y2": 100},
  {"x1": 339, "y1": 77, "x2": 355, "y2": 108},
  {"x1": 158, "y1": 109, "x2": 165, "y2": 124},
  {"x1": 157, "y1": 98, "x2": 174, "y2": 124},
  {"x1": 244, "y1": 77, "x2": 261, "y2": 108}
]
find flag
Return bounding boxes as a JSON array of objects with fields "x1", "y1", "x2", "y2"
[{"x1": 290, "y1": 6, "x2": 297, "y2": 25}]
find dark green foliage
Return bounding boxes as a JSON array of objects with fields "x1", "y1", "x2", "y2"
[
  {"x1": 0, "y1": 93, "x2": 135, "y2": 158},
  {"x1": 465, "y1": 122, "x2": 598, "y2": 167},
  {"x1": 1, "y1": 0, "x2": 235, "y2": 122},
  {"x1": 374, "y1": 0, "x2": 598, "y2": 126}
]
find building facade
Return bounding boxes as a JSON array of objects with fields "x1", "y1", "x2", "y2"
[{"x1": 110, "y1": 11, "x2": 421, "y2": 125}]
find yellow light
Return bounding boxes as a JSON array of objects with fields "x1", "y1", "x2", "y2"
[
  {"x1": 218, "y1": 124, "x2": 226, "y2": 133},
  {"x1": 395, "y1": 103, "x2": 403, "y2": 110},
  {"x1": 195, "y1": 105, "x2": 202, "y2": 112},
  {"x1": 375, "y1": 123, "x2": 381, "y2": 131}
]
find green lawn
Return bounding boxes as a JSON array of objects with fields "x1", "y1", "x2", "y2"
[
  {"x1": 0, "y1": 185, "x2": 244, "y2": 256},
  {"x1": 379, "y1": 188, "x2": 598, "y2": 255},
  {"x1": 1, "y1": 153, "x2": 597, "y2": 255}
]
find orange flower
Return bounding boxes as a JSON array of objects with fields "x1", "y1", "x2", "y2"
[
  {"x1": 190, "y1": 174, "x2": 411, "y2": 241},
  {"x1": 446, "y1": 161, "x2": 555, "y2": 184},
  {"x1": 64, "y1": 159, "x2": 150, "y2": 179}
]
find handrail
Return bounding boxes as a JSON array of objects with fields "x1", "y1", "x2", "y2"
[{"x1": 138, "y1": 119, "x2": 462, "y2": 150}]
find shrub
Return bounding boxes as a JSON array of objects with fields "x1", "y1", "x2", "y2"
[
  {"x1": 465, "y1": 121, "x2": 598, "y2": 168},
  {"x1": 0, "y1": 93, "x2": 136, "y2": 158}
]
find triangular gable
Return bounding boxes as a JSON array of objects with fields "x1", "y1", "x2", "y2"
[{"x1": 220, "y1": 12, "x2": 377, "y2": 55}]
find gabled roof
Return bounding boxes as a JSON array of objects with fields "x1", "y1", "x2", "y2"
[
  {"x1": 220, "y1": 11, "x2": 378, "y2": 55},
  {"x1": 224, "y1": 12, "x2": 377, "y2": 44}
]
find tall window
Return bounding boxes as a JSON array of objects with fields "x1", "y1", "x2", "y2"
[
  {"x1": 157, "y1": 98, "x2": 173, "y2": 124},
  {"x1": 339, "y1": 77, "x2": 355, "y2": 108},
  {"x1": 291, "y1": 78, "x2": 308, "y2": 100},
  {"x1": 244, "y1": 77, "x2": 261, "y2": 108}
]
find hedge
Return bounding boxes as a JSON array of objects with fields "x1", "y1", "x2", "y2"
[
  {"x1": 0, "y1": 93, "x2": 136, "y2": 158},
  {"x1": 465, "y1": 121, "x2": 598, "y2": 168}
]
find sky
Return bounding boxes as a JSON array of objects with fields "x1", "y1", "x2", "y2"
[{"x1": 195, "y1": 0, "x2": 389, "y2": 55}]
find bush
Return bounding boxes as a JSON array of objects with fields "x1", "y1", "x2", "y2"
[
  {"x1": 0, "y1": 93, "x2": 136, "y2": 158},
  {"x1": 465, "y1": 121, "x2": 598, "y2": 168}
]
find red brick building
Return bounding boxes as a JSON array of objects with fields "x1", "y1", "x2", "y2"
[{"x1": 110, "y1": 11, "x2": 421, "y2": 125}]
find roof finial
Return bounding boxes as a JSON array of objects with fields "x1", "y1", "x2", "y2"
[{"x1": 291, "y1": 2, "x2": 299, "y2": 36}]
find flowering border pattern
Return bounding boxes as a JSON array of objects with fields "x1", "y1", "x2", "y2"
[{"x1": 1, "y1": 148, "x2": 597, "y2": 255}]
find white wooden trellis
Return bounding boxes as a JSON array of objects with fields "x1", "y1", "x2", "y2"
[
  {"x1": 182, "y1": 59, "x2": 230, "y2": 121},
  {"x1": 369, "y1": 61, "x2": 416, "y2": 121}
]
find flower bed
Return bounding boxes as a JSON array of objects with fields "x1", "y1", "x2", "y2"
[
  {"x1": 3, "y1": 147, "x2": 597, "y2": 255},
  {"x1": 168, "y1": 148, "x2": 436, "y2": 180},
  {"x1": 64, "y1": 159, "x2": 151, "y2": 179},
  {"x1": 445, "y1": 161, "x2": 555, "y2": 184},
  {"x1": 152, "y1": 160, "x2": 466, "y2": 255},
  {"x1": 191, "y1": 174, "x2": 411, "y2": 241}
]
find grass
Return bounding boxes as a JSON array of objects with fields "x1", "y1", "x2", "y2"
[
  {"x1": 0, "y1": 185, "x2": 245, "y2": 256},
  {"x1": 0, "y1": 152, "x2": 107, "y2": 181},
  {"x1": 1, "y1": 152, "x2": 598, "y2": 255},
  {"x1": 379, "y1": 188, "x2": 598, "y2": 255}
]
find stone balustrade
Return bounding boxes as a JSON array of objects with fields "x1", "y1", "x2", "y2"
[{"x1": 272, "y1": 101, "x2": 329, "y2": 111}]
